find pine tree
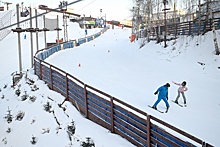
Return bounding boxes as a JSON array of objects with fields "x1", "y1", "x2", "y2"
[
  {"x1": 43, "y1": 101, "x2": 52, "y2": 112},
  {"x1": 21, "y1": 91, "x2": 29, "y2": 101},
  {"x1": 67, "y1": 120, "x2": 76, "y2": 135},
  {"x1": 81, "y1": 137, "x2": 95, "y2": 147},
  {"x1": 15, "y1": 111, "x2": 25, "y2": 121},
  {"x1": 30, "y1": 135, "x2": 37, "y2": 145},
  {"x1": 15, "y1": 88, "x2": 21, "y2": 96},
  {"x1": 4, "y1": 107, "x2": 13, "y2": 123}
]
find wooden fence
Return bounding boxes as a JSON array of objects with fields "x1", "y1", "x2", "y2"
[
  {"x1": 33, "y1": 28, "x2": 213, "y2": 147},
  {"x1": 137, "y1": 17, "x2": 220, "y2": 40}
]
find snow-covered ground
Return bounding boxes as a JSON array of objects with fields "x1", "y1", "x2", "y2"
[{"x1": 1, "y1": 10, "x2": 220, "y2": 146}]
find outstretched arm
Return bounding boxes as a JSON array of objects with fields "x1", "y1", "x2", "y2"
[{"x1": 172, "y1": 81, "x2": 181, "y2": 86}]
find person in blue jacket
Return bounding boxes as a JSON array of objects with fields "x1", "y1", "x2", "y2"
[{"x1": 152, "y1": 83, "x2": 170, "y2": 112}]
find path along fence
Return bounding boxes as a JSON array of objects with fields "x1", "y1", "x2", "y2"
[{"x1": 34, "y1": 27, "x2": 213, "y2": 147}]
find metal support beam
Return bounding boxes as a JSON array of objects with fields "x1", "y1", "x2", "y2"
[
  {"x1": 29, "y1": 7, "x2": 34, "y2": 67},
  {"x1": 35, "y1": 8, "x2": 39, "y2": 51},
  {"x1": 16, "y1": 4, "x2": 22, "y2": 73}
]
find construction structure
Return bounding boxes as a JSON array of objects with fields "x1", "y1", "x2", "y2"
[{"x1": 39, "y1": 4, "x2": 81, "y2": 42}]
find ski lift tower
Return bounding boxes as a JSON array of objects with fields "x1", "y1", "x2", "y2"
[{"x1": 59, "y1": 1, "x2": 68, "y2": 42}]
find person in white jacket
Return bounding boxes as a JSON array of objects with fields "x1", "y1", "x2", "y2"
[{"x1": 173, "y1": 81, "x2": 188, "y2": 106}]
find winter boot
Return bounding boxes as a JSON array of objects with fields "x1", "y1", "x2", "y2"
[
  {"x1": 165, "y1": 107, "x2": 169, "y2": 113},
  {"x1": 174, "y1": 100, "x2": 178, "y2": 104},
  {"x1": 152, "y1": 106, "x2": 157, "y2": 110}
]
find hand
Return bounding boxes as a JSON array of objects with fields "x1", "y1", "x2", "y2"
[{"x1": 154, "y1": 92, "x2": 158, "y2": 95}]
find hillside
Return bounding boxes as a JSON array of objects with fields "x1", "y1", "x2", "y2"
[{"x1": 1, "y1": 10, "x2": 220, "y2": 146}]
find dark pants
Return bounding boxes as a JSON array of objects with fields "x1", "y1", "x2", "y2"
[{"x1": 175, "y1": 91, "x2": 186, "y2": 104}]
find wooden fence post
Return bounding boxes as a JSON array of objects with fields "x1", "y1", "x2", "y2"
[
  {"x1": 147, "y1": 114, "x2": 151, "y2": 147},
  {"x1": 189, "y1": 21, "x2": 191, "y2": 36},
  {"x1": 175, "y1": 23, "x2": 178, "y2": 37},
  {"x1": 65, "y1": 73, "x2": 69, "y2": 101},
  {"x1": 84, "y1": 84, "x2": 88, "y2": 118},
  {"x1": 40, "y1": 60, "x2": 42, "y2": 80},
  {"x1": 202, "y1": 141, "x2": 206, "y2": 147},
  {"x1": 110, "y1": 97, "x2": 115, "y2": 133},
  {"x1": 209, "y1": 19, "x2": 212, "y2": 31},
  {"x1": 34, "y1": 58, "x2": 36, "y2": 75},
  {"x1": 50, "y1": 65, "x2": 53, "y2": 90}
]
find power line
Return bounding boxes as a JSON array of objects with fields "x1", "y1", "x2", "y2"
[
  {"x1": 0, "y1": 0, "x2": 85, "y2": 31},
  {"x1": 75, "y1": 0, "x2": 96, "y2": 13}
]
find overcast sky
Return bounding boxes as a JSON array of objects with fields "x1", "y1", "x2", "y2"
[{"x1": 2, "y1": 0, "x2": 133, "y2": 21}]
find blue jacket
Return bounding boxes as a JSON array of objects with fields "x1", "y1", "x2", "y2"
[{"x1": 156, "y1": 85, "x2": 168, "y2": 99}]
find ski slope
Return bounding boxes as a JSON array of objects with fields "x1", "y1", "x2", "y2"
[
  {"x1": 1, "y1": 9, "x2": 220, "y2": 146},
  {"x1": 45, "y1": 25, "x2": 220, "y2": 146}
]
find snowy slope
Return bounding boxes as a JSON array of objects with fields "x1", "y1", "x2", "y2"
[
  {"x1": 0, "y1": 70, "x2": 133, "y2": 147},
  {"x1": 1, "y1": 9, "x2": 220, "y2": 146},
  {"x1": 45, "y1": 27, "x2": 220, "y2": 146},
  {"x1": 0, "y1": 11, "x2": 133, "y2": 147}
]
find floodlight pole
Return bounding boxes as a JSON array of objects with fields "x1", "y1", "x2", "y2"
[
  {"x1": 16, "y1": 4, "x2": 22, "y2": 74},
  {"x1": 162, "y1": 0, "x2": 170, "y2": 48}
]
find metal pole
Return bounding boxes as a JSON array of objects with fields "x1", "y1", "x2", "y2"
[
  {"x1": 105, "y1": 14, "x2": 106, "y2": 26},
  {"x1": 35, "y1": 8, "x2": 39, "y2": 51},
  {"x1": 57, "y1": 15, "x2": 60, "y2": 44},
  {"x1": 132, "y1": 7, "x2": 134, "y2": 34},
  {"x1": 16, "y1": 4, "x2": 22, "y2": 73},
  {"x1": 29, "y1": 7, "x2": 34, "y2": 67},
  {"x1": 43, "y1": 15, "x2": 47, "y2": 48},
  {"x1": 83, "y1": 14, "x2": 85, "y2": 29},
  {"x1": 164, "y1": 3, "x2": 167, "y2": 48},
  {"x1": 100, "y1": 9, "x2": 102, "y2": 19},
  {"x1": 198, "y1": 0, "x2": 201, "y2": 34}
]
